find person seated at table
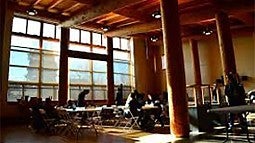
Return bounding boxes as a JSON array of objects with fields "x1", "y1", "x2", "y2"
[
  {"x1": 225, "y1": 72, "x2": 247, "y2": 132},
  {"x1": 28, "y1": 97, "x2": 45, "y2": 132},
  {"x1": 43, "y1": 98, "x2": 58, "y2": 118},
  {"x1": 77, "y1": 89, "x2": 90, "y2": 107},
  {"x1": 126, "y1": 93, "x2": 142, "y2": 118}
]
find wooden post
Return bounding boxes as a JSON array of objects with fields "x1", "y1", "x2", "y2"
[
  {"x1": 160, "y1": 0, "x2": 189, "y2": 138},
  {"x1": 0, "y1": 1, "x2": 14, "y2": 103},
  {"x1": 58, "y1": 27, "x2": 69, "y2": 106},
  {"x1": 215, "y1": 11, "x2": 237, "y2": 83},
  {"x1": 190, "y1": 39, "x2": 203, "y2": 106},
  {"x1": 107, "y1": 37, "x2": 114, "y2": 105}
]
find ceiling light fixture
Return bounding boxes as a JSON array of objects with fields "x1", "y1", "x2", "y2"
[
  {"x1": 202, "y1": 27, "x2": 213, "y2": 36},
  {"x1": 150, "y1": 35, "x2": 159, "y2": 42},
  {"x1": 101, "y1": 25, "x2": 110, "y2": 32},
  {"x1": 152, "y1": 11, "x2": 161, "y2": 19},
  {"x1": 26, "y1": 8, "x2": 38, "y2": 16}
]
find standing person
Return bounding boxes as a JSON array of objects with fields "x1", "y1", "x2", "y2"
[
  {"x1": 116, "y1": 84, "x2": 123, "y2": 105},
  {"x1": 224, "y1": 72, "x2": 246, "y2": 132},
  {"x1": 77, "y1": 89, "x2": 90, "y2": 107}
]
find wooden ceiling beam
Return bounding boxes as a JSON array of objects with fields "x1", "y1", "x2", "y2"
[
  {"x1": 104, "y1": 20, "x2": 161, "y2": 37},
  {"x1": 60, "y1": 0, "x2": 147, "y2": 27},
  {"x1": 114, "y1": 9, "x2": 151, "y2": 22},
  {"x1": 74, "y1": 0, "x2": 98, "y2": 6},
  {"x1": 47, "y1": 0, "x2": 64, "y2": 10},
  {"x1": 104, "y1": 0, "x2": 254, "y2": 37},
  {"x1": 32, "y1": 0, "x2": 43, "y2": 6}
]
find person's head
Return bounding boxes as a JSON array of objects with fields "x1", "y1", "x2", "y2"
[
  {"x1": 226, "y1": 72, "x2": 236, "y2": 84},
  {"x1": 83, "y1": 89, "x2": 90, "y2": 94},
  {"x1": 45, "y1": 98, "x2": 51, "y2": 104},
  {"x1": 131, "y1": 93, "x2": 136, "y2": 99}
]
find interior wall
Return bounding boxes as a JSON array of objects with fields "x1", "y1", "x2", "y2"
[
  {"x1": 133, "y1": 37, "x2": 161, "y2": 96},
  {"x1": 159, "y1": 31, "x2": 254, "y2": 93}
]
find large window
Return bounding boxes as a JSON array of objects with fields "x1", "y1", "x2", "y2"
[
  {"x1": 8, "y1": 17, "x2": 60, "y2": 102},
  {"x1": 8, "y1": 17, "x2": 134, "y2": 102},
  {"x1": 113, "y1": 37, "x2": 134, "y2": 98}
]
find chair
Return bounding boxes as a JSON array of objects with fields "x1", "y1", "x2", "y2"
[{"x1": 122, "y1": 107, "x2": 140, "y2": 130}]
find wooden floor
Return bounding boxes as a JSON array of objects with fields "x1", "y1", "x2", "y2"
[{"x1": 1, "y1": 123, "x2": 254, "y2": 143}]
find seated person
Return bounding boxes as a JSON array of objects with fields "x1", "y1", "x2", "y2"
[
  {"x1": 125, "y1": 93, "x2": 142, "y2": 118},
  {"x1": 43, "y1": 98, "x2": 57, "y2": 118},
  {"x1": 77, "y1": 89, "x2": 90, "y2": 107}
]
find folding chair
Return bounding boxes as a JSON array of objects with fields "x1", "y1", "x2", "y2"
[{"x1": 122, "y1": 107, "x2": 140, "y2": 130}]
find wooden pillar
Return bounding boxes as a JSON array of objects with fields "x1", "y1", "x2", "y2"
[
  {"x1": 0, "y1": 1, "x2": 13, "y2": 103},
  {"x1": 190, "y1": 39, "x2": 203, "y2": 106},
  {"x1": 215, "y1": 11, "x2": 237, "y2": 83},
  {"x1": 160, "y1": 0, "x2": 189, "y2": 138},
  {"x1": 107, "y1": 37, "x2": 114, "y2": 105},
  {"x1": 58, "y1": 27, "x2": 69, "y2": 106}
]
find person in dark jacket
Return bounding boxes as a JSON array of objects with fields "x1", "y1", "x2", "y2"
[
  {"x1": 225, "y1": 72, "x2": 247, "y2": 132},
  {"x1": 77, "y1": 89, "x2": 90, "y2": 107}
]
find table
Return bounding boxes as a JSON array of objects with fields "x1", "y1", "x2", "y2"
[{"x1": 208, "y1": 104, "x2": 255, "y2": 143}]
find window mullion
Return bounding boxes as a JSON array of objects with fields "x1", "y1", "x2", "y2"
[{"x1": 38, "y1": 21, "x2": 43, "y2": 98}]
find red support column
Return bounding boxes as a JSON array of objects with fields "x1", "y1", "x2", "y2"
[
  {"x1": 216, "y1": 11, "x2": 237, "y2": 83},
  {"x1": 58, "y1": 27, "x2": 69, "y2": 106},
  {"x1": 160, "y1": 0, "x2": 189, "y2": 138},
  {"x1": 190, "y1": 39, "x2": 203, "y2": 106},
  {"x1": 107, "y1": 37, "x2": 114, "y2": 105}
]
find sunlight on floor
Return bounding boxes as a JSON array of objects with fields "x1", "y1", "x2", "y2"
[{"x1": 133, "y1": 134, "x2": 175, "y2": 143}]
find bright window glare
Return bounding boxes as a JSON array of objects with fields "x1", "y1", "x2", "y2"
[
  {"x1": 12, "y1": 17, "x2": 26, "y2": 33},
  {"x1": 43, "y1": 23, "x2": 55, "y2": 38},
  {"x1": 70, "y1": 28, "x2": 80, "y2": 42},
  {"x1": 92, "y1": 33, "x2": 101, "y2": 45},
  {"x1": 113, "y1": 37, "x2": 120, "y2": 48},
  {"x1": 121, "y1": 38, "x2": 129, "y2": 50},
  {"x1": 27, "y1": 20, "x2": 41, "y2": 36},
  {"x1": 81, "y1": 30, "x2": 90, "y2": 44}
]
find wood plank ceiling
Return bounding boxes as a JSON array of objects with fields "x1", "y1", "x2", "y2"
[{"x1": 9, "y1": 0, "x2": 255, "y2": 38}]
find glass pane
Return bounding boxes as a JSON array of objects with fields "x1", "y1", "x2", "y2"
[
  {"x1": 81, "y1": 30, "x2": 90, "y2": 44},
  {"x1": 69, "y1": 86, "x2": 92, "y2": 100},
  {"x1": 43, "y1": 23, "x2": 55, "y2": 38},
  {"x1": 102, "y1": 35, "x2": 107, "y2": 47},
  {"x1": 113, "y1": 37, "x2": 120, "y2": 48},
  {"x1": 11, "y1": 36, "x2": 40, "y2": 49},
  {"x1": 93, "y1": 86, "x2": 107, "y2": 100},
  {"x1": 42, "y1": 54, "x2": 59, "y2": 68},
  {"x1": 27, "y1": 20, "x2": 41, "y2": 36},
  {"x1": 92, "y1": 47, "x2": 107, "y2": 54},
  {"x1": 9, "y1": 67, "x2": 39, "y2": 82},
  {"x1": 10, "y1": 51, "x2": 40, "y2": 67},
  {"x1": 12, "y1": 17, "x2": 26, "y2": 33},
  {"x1": 56, "y1": 26, "x2": 61, "y2": 39},
  {"x1": 24, "y1": 85, "x2": 38, "y2": 98},
  {"x1": 92, "y1": 33, "x2": 101, "y2": 45},
  {"x1": 93, "y1": 60, "x2": 107, "y2": 72},
  {"x1": 7, "y1": 84, "x2": 23, "y2": 102},
  {"x1": 113, "y1": 51, "x2": 130, "y2": 60},
  {"x1": 69, "y1": 58, "x2": 90, "y2": 70},
  {"x1": 42, "y1": 40, "x2": 60, "y2": 52},
  {"x1": 93, "y1": 73, "x2": 107, "y2": 85},
  {"x1": 41, "y1": 86, "x2": 58, "y2": 101},
  {"x1": 121, "y1": 38, "x2": 129, "y2": 50},
  {"x1": 69, "y1": 71, "x2": 91, "y2": 84},
  {"x1": 114, "y1": 74, "x2": 130, "y2": 85},
  {"x1": 69, "y1": 44, "x2": 90, "y2": 52},
  {"x1": 70, "y1": 28, "x2": 80, "y2": 42},
  {"x1": 114, "y1": 62, "x2": 129, "y2": 74},
  {"x1": 42, "y1": 69, "x2": 59, "y2": 83}
]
